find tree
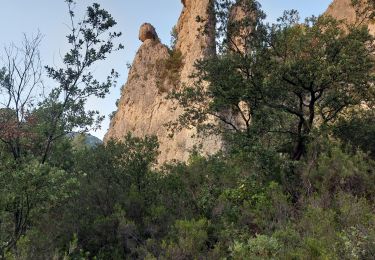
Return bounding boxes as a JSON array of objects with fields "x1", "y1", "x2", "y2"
[
  {"x1": 39, "y1": 0, "x2": 123, "y2": 163},
  {"x1": 0, "y1": 0, "x2": 123, "y2": 256},
  {"x1": 170, "y1": 0, "x2": 375, "y2": 160},
  {"x1": 0, "y1": 33, "x2": 43, "y2": 160},
  {"x1": 0, "y1": 158, "x2": 77, "y2": 258},
  {"x1": 0, "y1": 0, "x2": 123, "y2": 164},
  {"x1": 66, "y1": 134, "x2": 159, "y2": 258},
  {"x1": 333, "y1": 110, "x2": 375, "y2": 157},
  {"x1": 262, "y1": 13, "x2": 374, "y2": 160}
]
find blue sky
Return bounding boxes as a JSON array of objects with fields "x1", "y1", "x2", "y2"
[{"x1": 0, "y1": 0, "x2": 332, "y2": 139}]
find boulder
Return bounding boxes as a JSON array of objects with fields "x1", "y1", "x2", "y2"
[{"x1": 138, "y1": 23, "x2": 158, "y2": 42}]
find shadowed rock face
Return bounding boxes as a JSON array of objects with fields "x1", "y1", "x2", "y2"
[
  {"x1": 228, "y1": 0, "x2": 255, "y2": 54},
  {"x1": 105, "y1": 0, "x2": 221, "y2": 164}
]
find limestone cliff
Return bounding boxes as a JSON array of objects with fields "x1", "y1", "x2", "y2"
[
  {"x1": 325, "y1": 0, "x2": 375, "y2": 35},
  {"x1": 105, "y1": 0, "x2": 221, "y2": 164},
  {"x1": 228, "y1": 0, "x2": 255, "y2": 54},
  {"x1": 176, "y1": 0, "x2": 216, "y2": 83},
  {"x1": 106, "y1": 0, "x2": 374, "y2": 164}
]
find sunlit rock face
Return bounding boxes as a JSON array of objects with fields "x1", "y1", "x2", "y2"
[
  {"x1": 325, "y1": 0, "x2": 375, "y2": 35},
  {"x1": 175, "y1": 0, "x2": 216, "y2": 84},
  {"x1": 106, "y1": 0, "x2": 374, "y2": 164},
  {"x1": 105, "y1": 0, "x2": 221, "y2": 164}
]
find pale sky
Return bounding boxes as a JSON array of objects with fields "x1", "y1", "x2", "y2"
[{"x1": 0, "y1": 0, "x2": 332, "y2": 139}]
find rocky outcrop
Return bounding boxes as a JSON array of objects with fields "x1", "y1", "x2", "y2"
[
  {"x1": 325, "y1": 0, "x2": 375, "y2": 35},
  {"x1": 138, "y1": 23, "x2": 158, "y2": 42},
  {"x1": 105, "y1": 0, "x2": 221, "y2": 164},
  {"x1": 175, "y1": 0, "x2": 216, "y2": 84},
  {"x1": 228, "y1": 0, "x2": 255, "y2": 54},
  {"x1": 106, "y1": 0, "x2": 374, "y2": 164}
]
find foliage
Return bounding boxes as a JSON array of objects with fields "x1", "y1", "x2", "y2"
[
  {"x1": 230, "y1": 235, "x2": 281, "y2": 260},
  {"x1": 0, "y1": 0, "x2": 374, "y2": 259},
  {"x1": 40, "y1": 0, "x2": 123, "y2": 163},
  {"x1": 0, "y1": 0, "x2": 123, "y2": 257},
  {"x1": 169, "y1": 26, "x2": 178, "y2": 49},
  {"x1": 162, "y1": 218, "x2": 211, "y2": 259},
  {"x1": 333, "y1": 111, "x2": 375, "y2": 158},
  {"x1": 0, "y1": 157, "x2": 77, "y2": 257},
  {"x1": 156, "y1": 49, "x2": 183, "y2": 93},
  {"x1": 170, "y1": 0, "x2": 375, "y2": 161}
]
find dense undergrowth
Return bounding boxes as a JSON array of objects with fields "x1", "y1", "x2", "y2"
[{"x1": 2, "y1": 130, "x2": 374, "y2": 259}]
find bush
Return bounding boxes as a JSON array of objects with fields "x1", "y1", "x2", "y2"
[
  {"x1": 156, "y1": 49, "x2": 183, "y2": 93},
  {"x1": 302, "y1": 147, "x2": 375, "y2": 199},
  {"x1": 230, "y1": 235, "x2": 281, "y2": 260},
  {"x1": 162, "y1": 218, "x2": 211, "y2": 259}
]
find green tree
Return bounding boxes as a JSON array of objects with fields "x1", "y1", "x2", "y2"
[
  {"x1": 170, "y1": 0, "x2": 375, "y2": 160},
  {"x1": 162, "y1": 218, "x2": 211, "y2": 259},
  {"x1": 0, "y1": 158, "x2": 77, "y2": 257},
  {"x1": 333, "y1": 111, "x2": 375, "y2": 157},
  {"x1": 0, "y1": 0, "x2": 123, "y2": 256},
  {"x1": 262, "y1": 13, "x2": 374, "y2": 160},
  {"x1": 67, "y1": 134, "x2": 159, "y2": 258},
  {"x1": 40, "y1": 0, "x2": 123, "y2": 163}
]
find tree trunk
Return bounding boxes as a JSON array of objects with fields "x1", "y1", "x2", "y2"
[{"x1": 292, "y1": 137, "x2": 305, "y2": 160}]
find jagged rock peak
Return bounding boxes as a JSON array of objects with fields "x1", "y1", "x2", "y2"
[
  {"x1": 175, "y1": 0, "x2": 216, "y2": 83},
  {"x1": 138, "y1": 23, "x2": 159, "y2": 42},
  {"x1": 105, "y1": 0, "x2": 221, "y2": 164},
  {"x1": 181, "y1": 0, "x2": 195, "y2": 8}
]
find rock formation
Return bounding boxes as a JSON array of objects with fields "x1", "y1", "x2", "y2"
[
  {"x1": 106, "y1": 0, "x2": 374, "y2": 164},
  {"x1": 138, "y1": 23, "x2": 159, "y2": 42},
  {"x1": 105, "y1": 0, "x2": 221, "y2": 164},
  {"x1": 325, "y1": 0, "x2": 375, "y2": 35},
  {"x1": 228, "y1": 0, "x2": 255, "y2": 54},
  {"x1": 175, "y1": 0, "x2": 216, "y2": 83}
]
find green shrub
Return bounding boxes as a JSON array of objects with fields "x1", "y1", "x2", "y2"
[
  {"x1": 337, "y1": 226, "x2": 375, "y2": 260},
  {"x1": 156, "y1": 49, "x2": 183, "y2": 93},
  {"x1": 302, "y1": 147, "x2": 375, "y2": 199},
  {"x1": 162, "y1": 218, "x2": 210, "y2": 259},
  {"x1": 230, "y1": 234, "x2": 281, "y2": 260}
]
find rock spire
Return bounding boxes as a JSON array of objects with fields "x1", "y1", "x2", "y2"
[{"x1": 105, "y1": 0, "x2": 221, "y2": 164}]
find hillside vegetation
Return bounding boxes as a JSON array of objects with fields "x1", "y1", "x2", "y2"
[{"x1": 0, "y1": 0, "x2": 374, "y2": 259}]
